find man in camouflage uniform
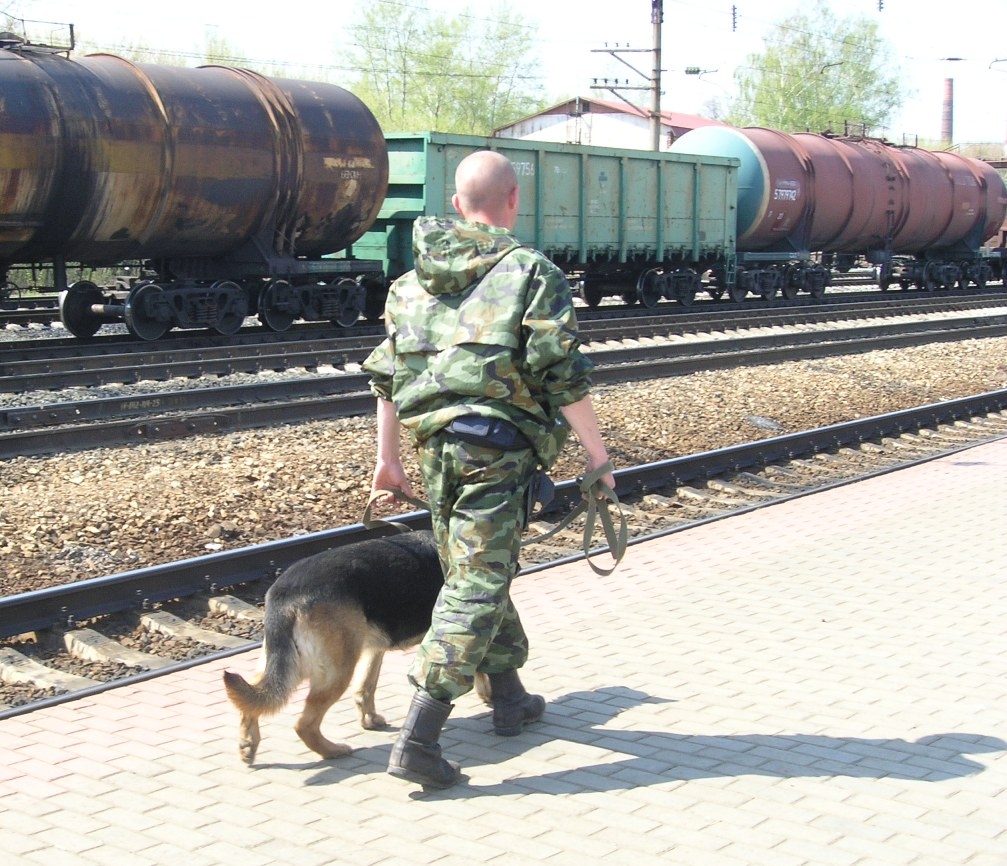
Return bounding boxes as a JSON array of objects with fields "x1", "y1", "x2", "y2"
[{"x1": 364, "y1": 150, "x2": 614, "y2": 788}]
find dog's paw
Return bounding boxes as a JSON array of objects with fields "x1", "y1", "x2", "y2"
[
  {"x1": 238, "y1": 739, "x2": 258, "y2": 766},
  {"x1": 318, "y1": 742, "x2": 353, "y2": 759},
  {"x1": 361, "y1": 712, "x2": 388, "y2": 730}
]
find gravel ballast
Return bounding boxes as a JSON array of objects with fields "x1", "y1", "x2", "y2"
[{"x1": 2, "y1": 337, "x2": 1007, "y2": 597}]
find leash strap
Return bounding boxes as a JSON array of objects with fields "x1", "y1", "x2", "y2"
[
  {"x1": 361, "y1": 488, "x2": 431, "y2": 532},
  {"x1": 522, "y1": 461, "x2": 628, "y2": 576},
  {"x1": 363, "y1": 462, "x2": 628, "y2": 576}
]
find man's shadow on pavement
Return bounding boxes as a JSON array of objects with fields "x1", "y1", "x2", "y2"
[{"x1": 304, "y1": 685, "x2": 1006, "y2": 794}]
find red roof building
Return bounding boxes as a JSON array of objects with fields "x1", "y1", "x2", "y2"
[{"x1": 493, "y1": 96, "x2": 726, "y2": 150}]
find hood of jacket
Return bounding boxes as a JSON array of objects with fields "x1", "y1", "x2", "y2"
[{"x1": 412, "y1": 216, "x2": 522, "y2": 296}]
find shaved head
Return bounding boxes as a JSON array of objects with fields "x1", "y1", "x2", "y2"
[{"x1": 452, "y1": 151, "x2": 519, "y2": 229}]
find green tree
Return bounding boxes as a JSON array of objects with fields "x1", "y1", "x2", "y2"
[
  {"x1": 726, "y1": 1, "x2": 903, "y2": 135},
  {"x1": 349, "y1": 0, "x2": 547, "y2": 134}
]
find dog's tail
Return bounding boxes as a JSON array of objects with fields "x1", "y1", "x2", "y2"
[{"x1": 222, "y1": 608, "x2": 301, "y2": 717}]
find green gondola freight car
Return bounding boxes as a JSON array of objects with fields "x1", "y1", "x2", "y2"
[{"x1": 353, "y1": 132, "x2": 738, "y2": 316}]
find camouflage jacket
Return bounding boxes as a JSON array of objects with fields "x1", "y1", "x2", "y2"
[{"x1": 363, "y1": 216, "x2": 594, "y2": 468}]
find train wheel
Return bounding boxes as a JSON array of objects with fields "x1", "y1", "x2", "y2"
[
  {"x1": 727, "y1": 282, "x2": 747, "y2": 302},
  {"x1": 673, "y1": 268, "x2": 699, "y2": 307},
  {"x1": 59, "y1": 281, "x2": 104, "y2": 338},
  {"x1": 331, "y1": 278, "x2": 363, "y2": 327},
  {"x1": 258, "y1": 279, "x2": 296, "y2": 331},
  {"x1": 781, "y1": 268, "x2": 800, "y2": 300},
  {"x1": 210, "y1": 281, "x2": 248, "y2": 336},
  {"x1": 637, "y1": 270, "x2": 664, "y2": 309},
  {"x1": 922, "y1": 263, "x2": 939, "y2": 292},
  {"x1": 761, "y1": 272, "x2": 780, "y2": 305},
  {"x1": 582, "y1": 281, "x2": 605, "y2": 308},
  {"x1": 364, "y1": 285, "x2": 388, "y2": 322},
  {"x1": 124, "y1": 283, "x2": 170, "y2": 340}
]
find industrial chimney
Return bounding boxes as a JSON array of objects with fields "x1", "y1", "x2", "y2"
[{"x1": 941, "y1": 78, "x2": 954, "y2": 144}]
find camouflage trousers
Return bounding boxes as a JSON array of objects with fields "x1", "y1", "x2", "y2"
[{"x1": 408, "y1": 429, "x2": 538, "y2": 703}]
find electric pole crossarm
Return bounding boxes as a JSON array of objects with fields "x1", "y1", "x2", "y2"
[{"x1": 587, "y1": 1, "x2": 664, "y2": 150}]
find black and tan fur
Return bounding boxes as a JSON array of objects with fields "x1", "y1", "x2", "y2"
[{"x1": 222, "y1": 530, "x2": 490, "y2": 764}]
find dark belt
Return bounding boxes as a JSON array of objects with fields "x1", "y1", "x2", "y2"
[{"x1": 447, "y1": 414, "x2": 531, "y2": 451}]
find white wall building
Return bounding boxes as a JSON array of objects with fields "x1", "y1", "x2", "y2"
[{"x1": 493, "y1": 96, "x2": 725, "y2": 150}]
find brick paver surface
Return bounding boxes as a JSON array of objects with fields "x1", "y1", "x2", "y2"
[{"x1": 2, "y1": 439, "x2": 1006, "y2": 865}]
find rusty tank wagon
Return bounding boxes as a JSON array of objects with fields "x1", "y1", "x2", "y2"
[
  {"x1": 670, "y1": 126, "x2": 1007, "y2": 300},
  {"x1": 0, "y1": 39, "x2": 388, "y2": 338}
]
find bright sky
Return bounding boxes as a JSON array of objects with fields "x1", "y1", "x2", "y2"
[{"x1": 6, "y1": 0, "x2": 1006, "y2": 145}]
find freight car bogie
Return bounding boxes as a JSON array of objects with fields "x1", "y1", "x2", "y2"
[
  {"x1": 881, "y1": 257, "x2": 993, "y2": 293},
  {"x1": 61, "y1": 278, "x2": 253, "y2": 340},
  {"x1": 268, "y1": 276, "x2": 366, "y2": 329},
  {"x1": 582, "y1": 264, "x2": 709, "y2": 309},
  {"x1": 58, "y1": 270, "x2": 372, "y2": 339},
  {"x1": 255, "y1": 277, "x2": 365, "y2": 332},
  {"x1": 782, "y1": 263, "x2": 830, "y2": 300},
  {"x1": 634, "y1": 267, "x2": 705, "y2": 308},
  {"x1": 729, "y1": 266, "x2": 780, "y2": 303}
]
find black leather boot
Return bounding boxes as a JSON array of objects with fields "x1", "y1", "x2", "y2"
[
  {"x1": 387, "y1": 691, "x2": 461, "y2": 788},
  {"x1": 487, "y1": 670, "x2": 546, "y2": 736}
]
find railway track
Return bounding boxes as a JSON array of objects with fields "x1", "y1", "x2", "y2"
[
  {"x1": 3, "y1": 390, "x2": 1006, "y2": 717},
  {"x1": 3, "y1": 296, "x2": 1007, "y2": 459},
  {"x1": 0, "y1": 272, "x2": 882, "y2": 332},
  {"x1": 5, "y1": 292, "x2": 1005, "y2": 383}
]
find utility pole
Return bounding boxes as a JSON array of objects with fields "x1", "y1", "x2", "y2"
[
  {"x1": 590, "y1": 0, "x2": 665, "y2": 150},
  {"x1": 650, "y1": 0, "x2": 663, "y2": 150}
]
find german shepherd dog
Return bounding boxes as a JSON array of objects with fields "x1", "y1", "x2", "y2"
[{"x1": 222, "y1": 530, "x2": 490, "y2": 765}]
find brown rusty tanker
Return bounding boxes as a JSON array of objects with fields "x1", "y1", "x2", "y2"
[
  {"x1": 670, "y1": 126, "x2": 1007, "y2": 300},
  {"x1": 0, "y1": 40, "x2": 388, "y2": 338}
]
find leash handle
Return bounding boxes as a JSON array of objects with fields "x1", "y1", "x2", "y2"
[
  {"x1": 361, "y1": 488, "x2": 430, "y2": 532},
  {"x1": 523, "y1": 460, "x2": 628, "y2": 576},
  {"x1": 577, "y1": 461, "x2": 629, "y2": 576}
]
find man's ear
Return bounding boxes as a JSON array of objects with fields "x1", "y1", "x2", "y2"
[{"x1": 451, "y1": 192, "x2": 464, "y2": 216}]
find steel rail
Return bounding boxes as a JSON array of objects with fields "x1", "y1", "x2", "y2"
[
  {"x1": 2, "y1": 388, "x2": 1006, "y2": 643},
  {"x1": 0, "y1": 339, "x2": 375, "y2": 393},
  {"x1": 4, "y1": 316, "x2": 1007, "y2": 458},
  {"x1": 4, "y1": 292, "x2": 1006, "y2": 375}
]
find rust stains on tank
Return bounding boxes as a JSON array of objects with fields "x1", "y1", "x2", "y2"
[{"x1": 0, "y1": 48, "x2": 388, "y2": 266}]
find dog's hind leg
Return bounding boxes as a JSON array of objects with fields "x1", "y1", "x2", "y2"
[
  {"x1": 296, "y1": 697, "x2": 354, "y2": 758},
  {"x1": 292, "y1": 610, "x2": 363, "y2": 759},
  {"x1": 352, "y1": 647, "x2": 387, "y2": 730},
  {"x1": 223, "y1": 667, "x2": 268, "y2": 765},
  {"x1": 237, "y1": 712, "x2": 262, "y2": 765}
]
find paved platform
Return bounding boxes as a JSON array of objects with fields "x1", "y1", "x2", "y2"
[{"x1": 2, "y1": 438, "x2": 1006, "y2": 865}]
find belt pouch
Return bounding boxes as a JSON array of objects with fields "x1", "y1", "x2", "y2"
[{"x1": 448, "y1": 415, "x2": 530, "y2": 450}]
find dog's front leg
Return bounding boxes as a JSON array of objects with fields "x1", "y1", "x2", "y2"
[{"x1": 474, "y1": 671, "x2": 493, "y2": 705}]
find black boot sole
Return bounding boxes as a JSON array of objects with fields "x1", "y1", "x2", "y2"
[{"x1": 388, "y1": 762, "x2": 462, "y2": 788}]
